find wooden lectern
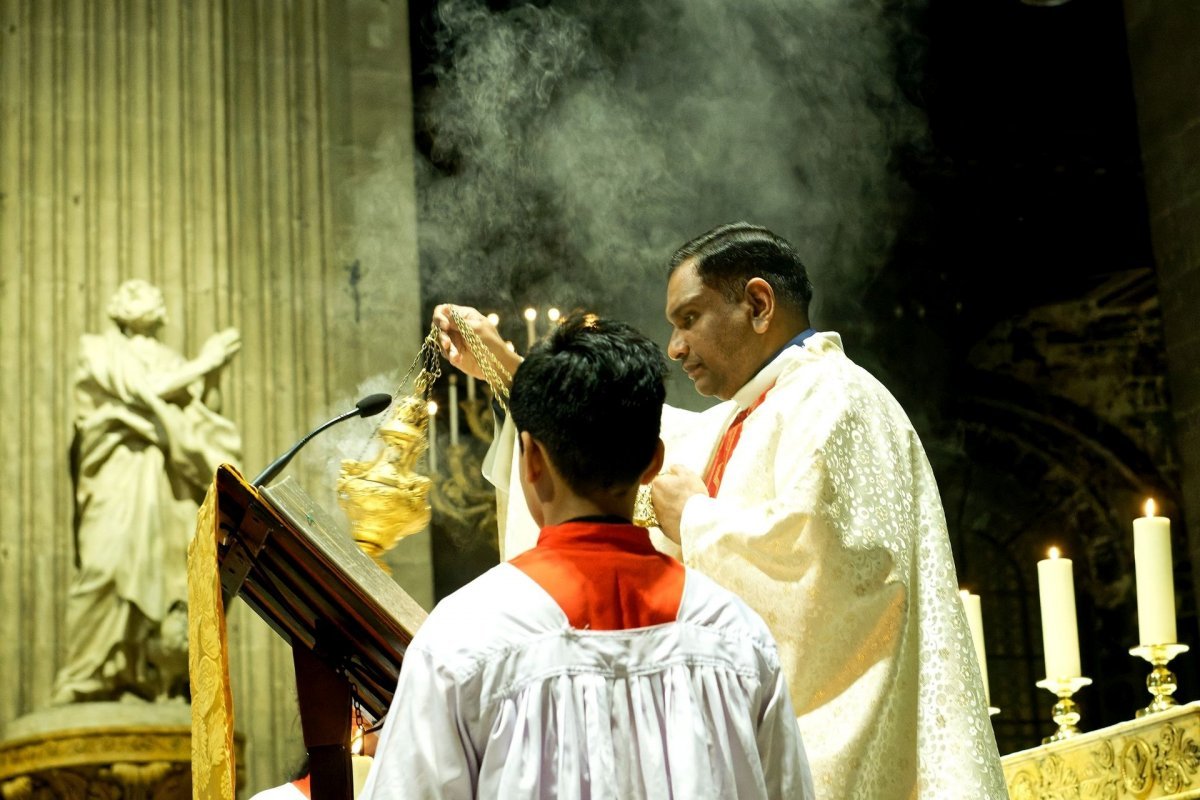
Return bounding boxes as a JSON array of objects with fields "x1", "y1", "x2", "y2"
[{"x1": 212, "y1": 466, "x2": 427, "y2": 800}]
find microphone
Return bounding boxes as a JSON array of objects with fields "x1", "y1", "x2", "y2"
[{"x1": 252, "y1": 393, "x2": 393, "y2": 487}]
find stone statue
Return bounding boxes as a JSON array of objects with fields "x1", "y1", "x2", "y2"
[{"x1": 52, "y1": 279, "x2": 242, "y2": 704}]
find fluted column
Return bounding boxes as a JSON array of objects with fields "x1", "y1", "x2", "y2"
[{"x1": 0, "y1": 0, "x2": 425, "y2": 791}]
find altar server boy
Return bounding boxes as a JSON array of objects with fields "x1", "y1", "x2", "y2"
[{"x1": 361, "y1": 313, "x2": 813, "y2": 800}]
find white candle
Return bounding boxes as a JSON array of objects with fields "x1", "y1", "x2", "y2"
[
  {"x1": 547, "y1": 307, "x2": 561, "y2": 324},
  {"x1": 1037, "y1": 547, "x2": 1081, "y2": 680},
  {"x1": 524, "y1": 307, "x2": 538, "y2": 349},
  {"x1": 427, "y1": 400, "x2": 438, "y2": 472},
  {"x1": 959, "y1": 590, "x2": 991, "y2": 706},
  {"x1": 449, "y1": 376, "x2": 460, "y2": 446},
  {"x1": 467, "y1": 374, "x2": 476, "y2": 402},
  {"x1": 1135, "y1": 498, "x2": 1176, "y2": 645}
]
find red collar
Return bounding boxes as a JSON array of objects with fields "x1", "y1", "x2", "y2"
[{"x1": 535, "y1": 520, "x2": 659, "y2": 555}]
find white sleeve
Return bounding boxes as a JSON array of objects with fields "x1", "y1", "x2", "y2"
[
  {"x1": 757, "y1": 662, "x2": 815, "y2": 800},
  {"x1": 358, "y1": 647, "x2": 478, "y2": 800}
]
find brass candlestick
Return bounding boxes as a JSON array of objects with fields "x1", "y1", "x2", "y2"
[
  {"x1": 1129, "y1": 642, "x2": 1189, "y2": 717},
  {"x1": 1035, "y1": 676, "x2": 1092, "y2": 743}
]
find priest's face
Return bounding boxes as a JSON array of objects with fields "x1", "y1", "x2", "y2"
[{"x1": 665, "y1": 261, "x2": 759, "y2": 401}]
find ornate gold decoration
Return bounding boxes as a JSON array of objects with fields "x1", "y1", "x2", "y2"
[
  {"x1": 0, "y1": 722, "x2": 220, "y2": 800},
  {"x1": 338, "y1": 396, "x2": 434, "y2": 572},
  {"x1": 633, "y1": 485, "x2": 658, "y2": 529},
  {"x1": 186, "y1": 480, "x2": 236, "y2": 800},
  {"x1": 1131, "y1": 643, "x2": 1191, "y2": 718},
  {"x1": 338, "y1": 325, "x2": 442, "y2": 570},
  {"x1": 1002, "y1": 700, "x2": 1200, "y2": 799}
]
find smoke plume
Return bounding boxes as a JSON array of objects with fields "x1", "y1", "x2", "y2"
[{"x1": 417, "y1": 0, "x2": 922, "y2": 402}]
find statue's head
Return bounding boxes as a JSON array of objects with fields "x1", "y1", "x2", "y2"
[{"x1": 108, "y1": 279, "x2": 168, "y2": 336}]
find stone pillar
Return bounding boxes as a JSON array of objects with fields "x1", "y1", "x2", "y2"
[
  {"x1": 1123, "y1": 1, "x2": 1200, "y2": 612},
  {"x1": 0, "y1": 0, "x2": 425, "y2": 793}
]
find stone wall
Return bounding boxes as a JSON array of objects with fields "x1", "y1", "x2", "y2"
[
  {"x1": 0, "y1": 1, "x2": 426, "y2": 794},
  {"x1": 1124, "y1": 1, "x2": 1200, "y2": 616}
]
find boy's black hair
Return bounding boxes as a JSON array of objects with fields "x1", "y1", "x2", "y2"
[{"x1": 508, "y1": 312, "x2": 668, "y2": 496}]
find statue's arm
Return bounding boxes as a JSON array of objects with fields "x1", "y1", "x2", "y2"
[{"x1": 148, "y1": 328, "x2": 241, "y2": 402}]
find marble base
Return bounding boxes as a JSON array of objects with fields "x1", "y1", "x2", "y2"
[{"x1": 0, "y1": 702, "x2": 192, "y2": 800}]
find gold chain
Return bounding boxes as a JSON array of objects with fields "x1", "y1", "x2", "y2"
[{"x1": 448, "y1": 308, "x2": 512, "y2": 414}]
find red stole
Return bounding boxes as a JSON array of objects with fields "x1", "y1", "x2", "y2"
[
  {"x1": 510, "y1": 521, "x2": 685, "y2": 630},
  {"x1": 291, "y1": 776, "x2": 311, "y2": 797},
  {"x1": 704, "y1": 382, "x2": 775, "y2": 497}
]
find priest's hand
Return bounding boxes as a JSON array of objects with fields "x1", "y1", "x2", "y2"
[
  {"x1": 651, "y1": 465, "x2": 707, "y2": 545},
  {"x1": 432, "y1": 304, "x2": 522, "y2": 390}
]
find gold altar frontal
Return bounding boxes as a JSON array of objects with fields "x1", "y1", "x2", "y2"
[{"x1": 1003, "y1": 701, "x2": 1200, "y2": 798}]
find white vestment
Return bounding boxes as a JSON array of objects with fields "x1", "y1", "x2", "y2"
[
  {"x1": 487, "y1": 332, "x2": 1006, "y2": 799},
  {"x1": 360, "y1": 562, "x2": 813, "y2": 800}
]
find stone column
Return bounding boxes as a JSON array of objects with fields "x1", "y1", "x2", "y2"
[{"x1": 1123, "y1": 1, "x2": 1200, "y2": 613}]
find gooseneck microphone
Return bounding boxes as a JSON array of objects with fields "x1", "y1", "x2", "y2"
[{"x1": 252, "y1": 393, "x2": 392, "y2": 487}]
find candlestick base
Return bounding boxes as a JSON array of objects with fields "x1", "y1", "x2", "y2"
[
  {"x1": 1129, "y1": 642, "x2": 1189, "y2": 717},
  {"x1": 1035, "y1": 676, "x2": 1092, "y2": 744}
]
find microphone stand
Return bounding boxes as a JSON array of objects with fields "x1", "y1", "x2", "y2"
[{"x1": 253, "y1": 394, "x2": 392, "y2": 487}]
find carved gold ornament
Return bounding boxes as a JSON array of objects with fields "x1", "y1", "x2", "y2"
[{"x1": 1003, "y1": 702, "x2": 1200, "y2": 799}]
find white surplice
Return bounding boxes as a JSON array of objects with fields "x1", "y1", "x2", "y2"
[
  {"x1": 359, "y1": 563, "x2": 813, "y2": 800},
  {"x1": 487, "y1": 332, "x2": 1007, "y2": 799}
]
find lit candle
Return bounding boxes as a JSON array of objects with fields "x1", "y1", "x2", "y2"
[
  {"x1": 449, "y1": 375, "x2": 460, "y2": 446},
  {"x1": 1134, "y1": 498, "x2": 1176, "y2": 645},
  {"x1": 547, "y1": 307, "x2": 561, "y2": 324},
  {"x1": 959, "y1": 590, "x2": 991, "y2": 706},
  {"x1": 1037, "y1": 547, "x2": 1081, "y2": 680},
  {"x1": 524, "y1": 307, "x2": 538, "y2": 349},
  {"x1": 486, "y1": 312, "x2": 500, "y2": 327},
  {"x1": 427, "y1": 400, "x2": 439, "y2": 472}
]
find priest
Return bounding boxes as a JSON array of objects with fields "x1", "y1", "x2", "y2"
[{"x1": 433, "y1": 222, "x2": 1005, "y2": 798}]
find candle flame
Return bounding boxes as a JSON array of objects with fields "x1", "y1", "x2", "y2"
[
  {"x1": 427, "y1": 400, "x2": 438, "y2": 416},
  {"x1": 547, "y1": 307, "x2": 561, "y2": 322},
  {"x1": 486, "y1": 312, "x2": 500, "y2": 326},
  {"x1": 1144, "y1": 498, "x2": 1157, "y2": 518},
  {"x1": 524, "y1": 307, "x2": 537, "y2": 321},
  {"x1": 1048, "y1": 546, "x2": 1060, "y2": 560}
]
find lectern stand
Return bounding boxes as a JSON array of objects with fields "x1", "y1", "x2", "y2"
[{"x1": 207, "y1": 466, "x2": 427, "y2": 800}]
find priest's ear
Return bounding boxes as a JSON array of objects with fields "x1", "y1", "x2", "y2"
[
  {"x1": 744, "y1": 277, "x2": 775, "y2": 334},
  {"x1": 638, "y1": 438, "x2": 666, "y2": 485}
]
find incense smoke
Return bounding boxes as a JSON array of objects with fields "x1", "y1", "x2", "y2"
[{"x1": 415, "y1": 0, "x2": 923, "y2": 403}]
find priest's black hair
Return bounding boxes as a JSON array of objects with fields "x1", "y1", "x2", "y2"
[
  {"x1": 509, "y1": 311, "x2": 667, "y2": 496},
  {"x1": 669, "y1": 221, "x2": 814, "y2": 315}
]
